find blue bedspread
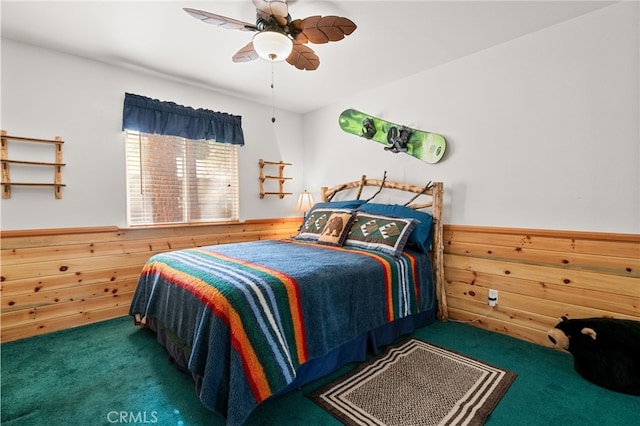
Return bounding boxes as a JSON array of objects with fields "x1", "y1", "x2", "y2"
[{"x1": 129, "y1": 239, "x2": 434, "y2": 425}]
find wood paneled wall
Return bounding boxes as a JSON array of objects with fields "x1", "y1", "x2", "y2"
[
  {"x1": 2, "y1": 221, "x2": 638, "y2": 346},
  {"x1": 444, "y1": 225, "x2": 640, "y2": 347},
  {"x1": 1, "y1": 218, "x2": 301, "y2": 342}
]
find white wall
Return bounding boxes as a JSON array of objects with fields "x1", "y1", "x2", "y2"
[
  {"x1": 303, "y1": 2, "x2": 639, "y2": 234},
  {"x1": 2, "y1": 2, "x2": 638, "y2": 234},
  {"x1": 0, "y1": 39, "x2": 305, "y2": 230}
]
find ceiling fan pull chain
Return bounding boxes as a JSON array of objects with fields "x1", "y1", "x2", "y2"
[{"x1": 271, "y1": 60, "x2": 276, "y2": 123}]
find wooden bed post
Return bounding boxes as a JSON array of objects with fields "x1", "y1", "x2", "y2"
[{"x1": 431, "y1": 182, "x2": 448, "y2": 321}]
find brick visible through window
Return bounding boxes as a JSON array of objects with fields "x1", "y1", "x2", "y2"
[{"x1": 125, "y1": 130, "x2": 239, "y2": 225}]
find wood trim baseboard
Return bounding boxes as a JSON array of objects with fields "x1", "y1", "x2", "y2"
[
  {"x1": 0, "y1": 226, "x2": 120, "y2": 238},
  {"x1": 0, "y1": 217, "x2": 303, "y2": 238},
  {"x1": 443, "y1": 224, "x2": 640, "y2": 243}
]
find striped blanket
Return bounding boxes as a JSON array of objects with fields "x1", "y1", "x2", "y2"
[{"x1": 130, "y1": 239, "x2": 434, "y2": 425}]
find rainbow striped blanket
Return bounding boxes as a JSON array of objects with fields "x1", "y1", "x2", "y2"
[{"x1": 130, "y1": 239, "x2": 434, "y2": 425}]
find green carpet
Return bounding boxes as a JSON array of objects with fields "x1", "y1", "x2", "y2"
[{"x1": 2, "y1": 317, "x2": 638, "y2": 425}]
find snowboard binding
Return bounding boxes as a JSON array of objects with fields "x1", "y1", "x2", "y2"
[
  {"x1": 362, "y1": 118, "x2": 376, "y2": 139},
  {"x1": 385, "y1": 126, "x2": 411, "y2": 153}
]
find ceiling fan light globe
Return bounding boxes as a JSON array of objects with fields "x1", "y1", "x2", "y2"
[{"x1": 253, "y1": 31, "x2": 293, "y2": 62}]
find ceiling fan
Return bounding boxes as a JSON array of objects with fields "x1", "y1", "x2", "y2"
[{"x1": 184, "y1": 0, "x2": 357, "y2": 71}]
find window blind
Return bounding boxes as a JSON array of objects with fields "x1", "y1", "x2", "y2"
[{"x1": 125, "y1": 130, "x2": 239, "y2": 225}]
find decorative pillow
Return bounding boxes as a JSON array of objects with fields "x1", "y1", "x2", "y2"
[
  {"x1": 317, "y1": 211, "x2": 356, "y2": 246},
  {"x1": 294, "y1": 208, "x2": 354, "y2": 242},
  {"x1": 358, "y1": 203, "x2": 434, "y2": 252},
  {"x1": 344, "y1": 212, "x2": 417, "y2": 257}
]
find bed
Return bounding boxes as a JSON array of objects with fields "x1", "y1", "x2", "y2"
[{"x1": 129, "y1": 177, "x2": 446, "y2": 425}]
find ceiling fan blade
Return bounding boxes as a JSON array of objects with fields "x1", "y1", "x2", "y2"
[
  {"x1": 286, "y1": 43, "x2": 319, "y2": 71},
  {"x1": 288, "y1": 19, "x2": 308, "y2": 44},
  {"x1": 232, "y1": 42, "x2": 260, "y2": 63},
  {"x1": 293, "y1": 16, "x2": 357, "y2": 44},
  {"x1": 183, "y1": 8, "x2": 257, "y2": 31},
  {"x1": 252, "y1": 0, "x2": 289, "y2": 25}
]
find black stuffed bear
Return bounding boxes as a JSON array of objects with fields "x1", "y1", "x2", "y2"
[{"x1": 547, "y1": 317, "x2": 640, "y2": 396}]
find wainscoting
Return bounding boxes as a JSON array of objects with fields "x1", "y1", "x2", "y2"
[
  {"x1": 2, "y1": 222, "x2": 638, "y2": 345},
  {"x1": 444, "y1": 225, "x2": 640, "y2": 347},
  {"x1": 0, "y1": 218, "x2": 301, "y2": 342}
]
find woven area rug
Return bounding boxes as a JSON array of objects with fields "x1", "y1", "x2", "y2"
[{"x1": 308, "y1": 338, "x2": 517, "y2": 426}]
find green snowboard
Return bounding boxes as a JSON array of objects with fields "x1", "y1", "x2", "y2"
[{"x1": 338, "y1": 109, "x2": 446, "y2": 164}]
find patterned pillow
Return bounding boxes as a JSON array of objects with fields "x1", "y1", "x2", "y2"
[
  {"x1": 294, "y1": 208, "x2": 354, "y2": 242},
  {"x1": 344, "y1": 212, "x2": 417, "y2": 257},
  {"x1": 358, "y1": 203, "x2": 434, "y2": 252},
  {"x1": 317, "y1": 211, "x2": 356, "y2": 246}
]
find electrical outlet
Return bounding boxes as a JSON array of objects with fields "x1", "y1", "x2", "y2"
[{"x1": 488, "y1": 289, "x2": 498, "y2": 307}]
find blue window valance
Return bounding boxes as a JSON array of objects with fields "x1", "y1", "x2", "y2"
[{"x1": 122, "y1": 93, "x2": 245, "y2": 145}]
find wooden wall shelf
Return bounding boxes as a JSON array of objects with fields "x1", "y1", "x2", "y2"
[
  {"x1": 259, "y1": 159, "x2": 292, "y2": 199},
  {"x1": 1, "y1": 130, "x2": 66, "y2": 199}
]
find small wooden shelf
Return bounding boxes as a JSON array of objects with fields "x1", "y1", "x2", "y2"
[
  {"x1": 262, "y1": 192, "x2": 293, "y2": 196},
  {"x1": 263, "y1": 175, "x2": 292, "y2": 180},
  {"x1": 2, "y1": 159, "x2": 66, "y2": 167},
  {"x1": 259, "y1": 159, "x2": 292, "y2": 199},
  {"x1": 1, "y1": 130, "x2": 65, "y2": 199},
  {"x1": 4, "y1": 183, "x2": 67, "y2": 187}
]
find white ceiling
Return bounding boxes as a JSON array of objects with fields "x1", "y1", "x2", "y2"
[{"x1": 1, "y1": 1, "x2": 616, "y2": 113}]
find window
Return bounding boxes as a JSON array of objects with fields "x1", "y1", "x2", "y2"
[{"x1": 125, "y1": 130, "x2": 239, "y2": 226}]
